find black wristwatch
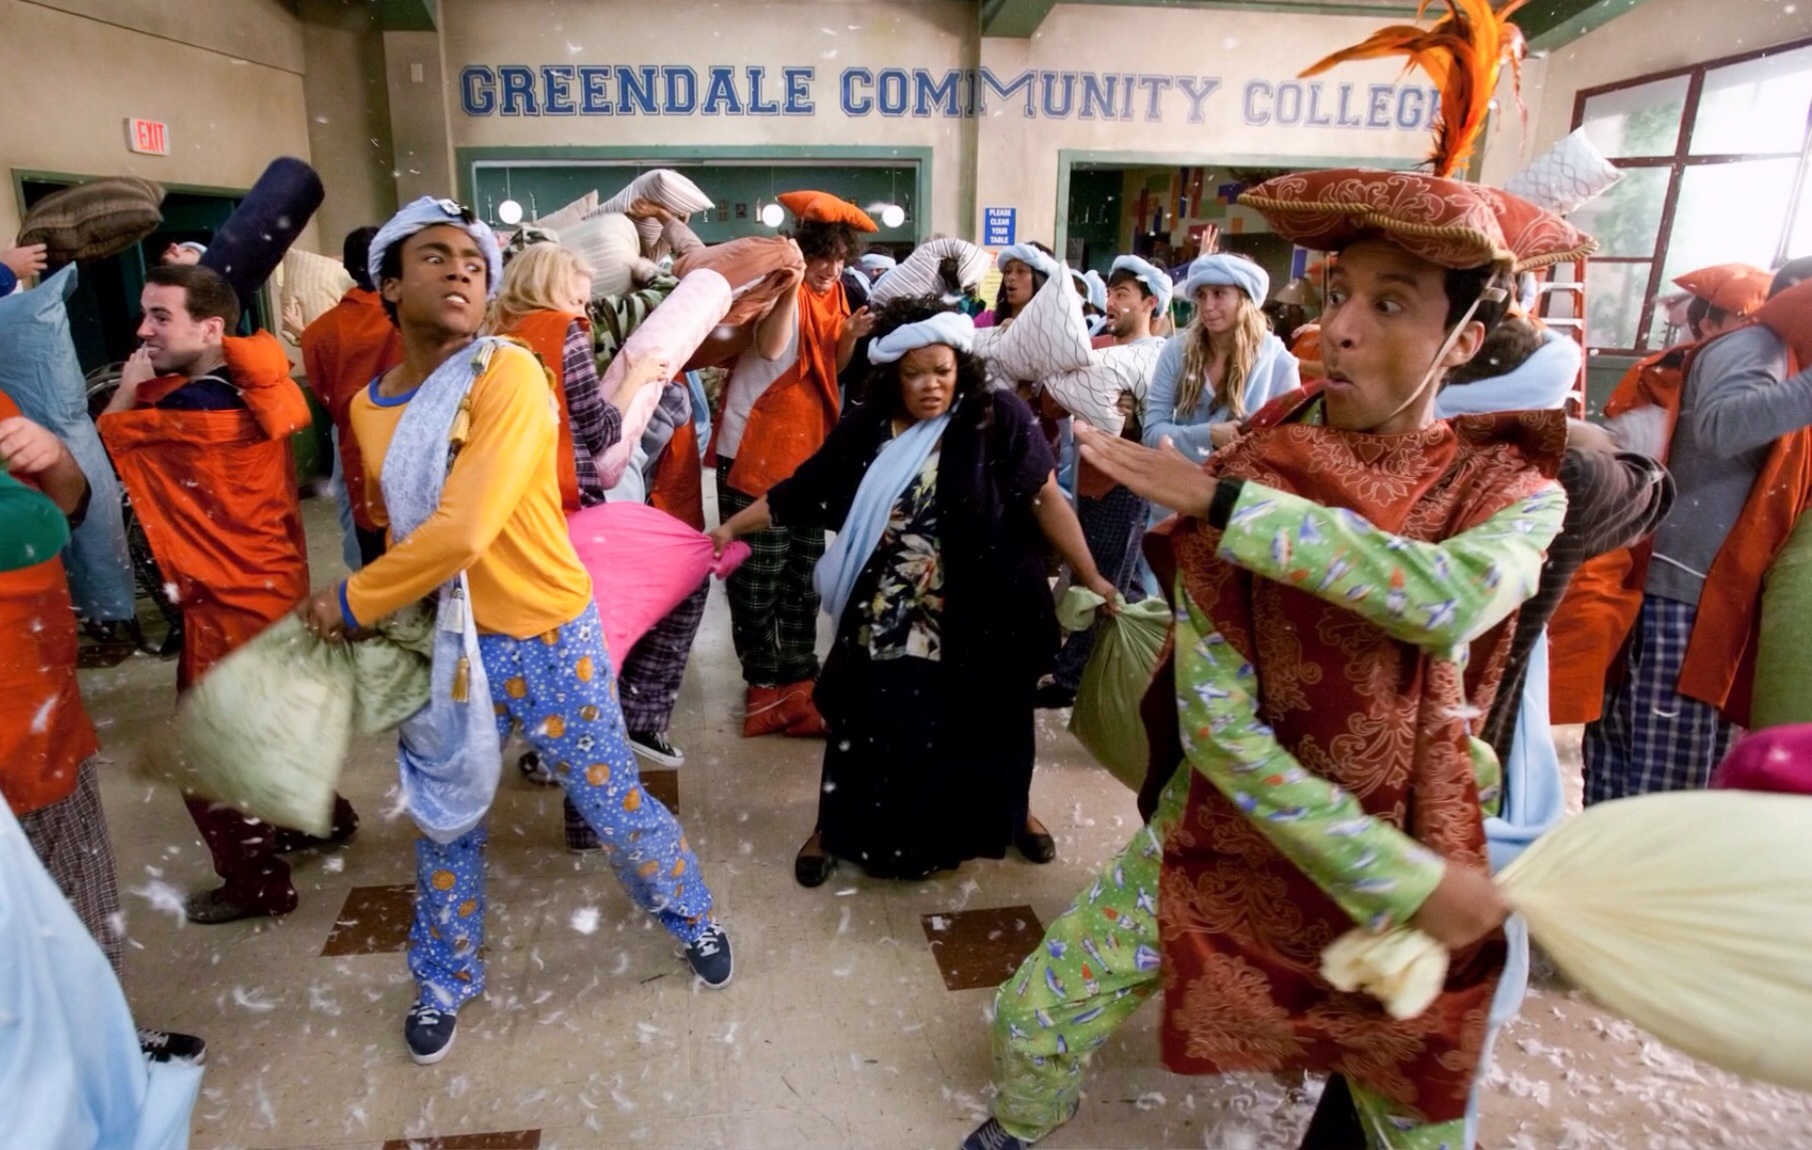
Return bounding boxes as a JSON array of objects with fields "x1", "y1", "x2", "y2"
[{"x1": 1207, "y1": 476, "x2": 1245, "y2": 531}]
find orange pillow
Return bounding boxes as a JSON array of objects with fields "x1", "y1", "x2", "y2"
[
  {"x1": 1240, "y1": 169, "x2": 1595, "y2": 272},
  {"x1": 777, "y1": 190, "x2": 877, "y2": 232},
  {"x1": 1755, "y1": 277, "x2": 1812, "y2": 366},
  {"x1": 1674, "y1": 264, "x2": 1773, "y2": 318}
]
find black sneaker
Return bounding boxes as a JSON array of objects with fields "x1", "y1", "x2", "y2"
[
  {"x1": 628, "y1": 730, "x2": 685, "y2": 767},
  {"x1": 1032, "y1": 678, "x2": 1076, "y2": 710},
  {"x1": 404, "y1": 1000, "x2": 458, "y2": 1065},
  {"x1": 684, "y1": 924, "x2": 734, "y2": 988},
  {"x1": 138, "y1": 1028, "x2": 207, "y2": 1064},
  {"x1": 518, "y1": 751, "x2": 557, "y2": 786},
  {"x1": 960, "y1": 1119, "x2": 1030, "y2": 1150}
]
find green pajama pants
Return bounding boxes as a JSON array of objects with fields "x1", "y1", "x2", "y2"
[{"x1": 988, "y1": 773, "x2": 1470, "y2": 1149}]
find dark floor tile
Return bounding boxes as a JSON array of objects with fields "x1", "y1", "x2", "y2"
[
  {"x1": 921, "y1": 905, "x2": 1046, "y2": 991},
  {"x1": 380, "y1": 1131, "x2": 541, "y2": 1150},
  {"x1": 320, "y1": 883, "x2": 416, "y2": 957},
  {"x1": 642, "y1": 767, "x2": 679, "y2": 813}
]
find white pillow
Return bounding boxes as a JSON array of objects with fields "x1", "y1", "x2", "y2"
[
  {"x1": 560, "y1": 213, "x2": 643, "y2": 298},
  {"x1": 599, "y1": 169, "x2": 713, "y2": 217},
  {"x1": 976, "y1": 266, "x2": 1093, "y2": 388},
  {"x1": 279, "y1": 248, "x2": 354, "y2": 329},
  {"x1": 532, "y1": 191, "x2": 599, "y2": 233},
  {"x1": 1040, "y1": 339, "x2": 1166, "y2": 436},
  {"x1": 1504, "y1": 128, "x2": 1625, "y2": 217},
  {"x1": 870, "y1": 238, "x2": 989, "y2": 307}
]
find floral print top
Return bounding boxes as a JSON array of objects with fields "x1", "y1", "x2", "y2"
[{"x1": 856, "y1": 450, "x2": 944, "y2": 662}]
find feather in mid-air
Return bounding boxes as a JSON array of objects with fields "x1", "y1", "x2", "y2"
[{"x1": 1301, "y1": 0, "x2": 1528, "y2": 178}]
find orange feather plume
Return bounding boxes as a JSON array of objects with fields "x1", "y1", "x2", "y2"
[{"x1": 1301, "y1": 0, "x2": 1528, "y2": 179}]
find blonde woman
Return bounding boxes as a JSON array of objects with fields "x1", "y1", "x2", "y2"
[
  {"x1": 487, "y1": 243, "x2": 668, "y2": 511},
  {"x1": 1141, "y1": 253, "x2": 1299, "y2": 462}
]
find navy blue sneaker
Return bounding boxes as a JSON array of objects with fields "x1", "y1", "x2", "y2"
[
  {"x1": 960, "y1": 1119, "x2": 1030, "y2": 1150},
  {"x1": 685, "y1": 923, "x2": 734, "y2": 988},
  {"x1": 404, "y1": 1000, "x2": 457, "y2": 1065}
]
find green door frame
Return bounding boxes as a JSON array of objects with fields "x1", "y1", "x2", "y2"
[
  {"x1": 1053, "y1": 149, "x2": 1418, "y2": 259},
  {"x1": 454, "y1": 145, "x2": 935, "y2": 243}
]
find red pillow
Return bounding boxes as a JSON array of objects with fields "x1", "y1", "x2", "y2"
[
  {"x1": 1240, "y1": 168, "x2": 1595, "y2": 272},
  {"x1": 777, "y1": 190, "x2": 877, "y2": 232}
]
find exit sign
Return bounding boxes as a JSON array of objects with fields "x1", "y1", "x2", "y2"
[{"x1": 126, "y1": 118, "x2": 168, "y2": 156}]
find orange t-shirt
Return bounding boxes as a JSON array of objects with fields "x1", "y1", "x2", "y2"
[{"x1": 299, "y1": 288, "x2": 402, "y2": 531}]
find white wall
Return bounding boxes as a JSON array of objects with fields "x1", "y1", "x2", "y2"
[
  {"x1": 0, "y1": 0, "x2": 315, "y2": 248},
  {"x1": 439, "y1": 0, "x2": 975, "y2": 236},
  {"x1": 435, "y1": 0, "x2": 1437, "y2": 245},
  {"x1": 1481, "y1": 0, "x2": 1812, "y2": 184},
  {"x1": 976, "y1": 3, "x2": 1442, "y2": 245}
]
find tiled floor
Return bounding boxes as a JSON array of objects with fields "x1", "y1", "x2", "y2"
[{"x1": 74, "y1": 498, "x2": 1812, "y2": 1149}]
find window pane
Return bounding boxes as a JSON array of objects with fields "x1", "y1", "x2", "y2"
[
  {"x1": 1657, "y1": 158, "x2": 1800, "y2": 288},
  {"x1": 1566, "y1": 166, "x2": 1671, "y2": 257},
  {"x1": 1788, "y1": 161, "x2": 1812, "y2": 260},
  {"x1": 1692, "y1": 45, "x2": 1812, "y2": 155},
  {"x1": 1581, "y1": 76, "x2": 1690, "y2": 158},
  {"x1": 1586, "y1": 261, "x2": 1652, "y2": 350}
]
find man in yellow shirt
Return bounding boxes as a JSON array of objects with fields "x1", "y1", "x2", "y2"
[{"x1": 299, "y1": 198, "x2": 730, "y2": 1066}]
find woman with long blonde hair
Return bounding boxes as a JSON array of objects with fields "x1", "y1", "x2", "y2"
[{"x1": 1141, "y1": 252, "x2": 1299, "y2": 462}]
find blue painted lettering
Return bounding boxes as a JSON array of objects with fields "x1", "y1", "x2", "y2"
[
  {"x1": 1139, "y1": 74, "x2": 1174, "y2": 121},
  {"x1": 747, "y1": 66, "x2": 781, "y2": 114},
  {"x1": 980, "y1": 68, "x2": 1036, "y2": 117},
  {"x1": 1040, "y1": 71, "x2": 1077, "y2": 118},
  {"x1": 1366, "y1": 83, "x2": 1393, "y2": 128},
  {"x1": 703, "y1": 66, "x2": 744, "y2": 115},
  {"x1": 877, "y1": 68, "x2": 909, "y2": 116},
  {"x1": 1396, "y1": 86, "x2": 1424, "y2": 129},
  {"x1": 616, "y1": 65, "x2": 658, "y2": 115},
  {"x1": 541, "y1": 65, "x2": 575, "y2": 115},
  {"x1": 1176, "y1": 76, "x2": 1221, "y2": 124},
  {"x1": 1306, "y1": 81, "x2": 1333, "y2": 127},
  {"x1": 783, "y1": 66, "x2": 815, "y2": 115},
  {"x1": 1336, "y1": 83, "x2": 1363, "y2": 128},
  {"x1": 460, "y1": 66, "x2": 496, "y2": 116},
  {"x1": 841, "y1": 68, "x2": 874, "y2": 116},
  {"x1": 500, "y1": 65, "x2": 537, "y2": 116},
  {"x1": 1243, "y1": 79, "x2": 1271, "y2": 126},
  {"x1": 662, "y1": 66, "x2": 697, "y2": 114},
  {"x1": 1275, "y1": 81, "x2": 1303, "y2": 126},
  {"x1": 579, "y1": 65, "x2": 611, "y2": 114},
  {"x1": 1080, "y1": 73, "x2": 1117, "y2": 120},
  {"x1": 914, "y1": 69, "x2": 961, "y2": 117}
]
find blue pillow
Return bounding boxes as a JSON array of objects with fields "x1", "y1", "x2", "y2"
[{"x1": 0, "y1": 265, "x2": 135, "y2": 620}]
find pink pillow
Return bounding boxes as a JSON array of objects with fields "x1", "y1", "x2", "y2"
[
  {"x1": 1710, "y1": 727, "x2": 1812, "y2": 796},
  {"x1": 567, "y1": 502, "x2": 749, "y2": 660}
]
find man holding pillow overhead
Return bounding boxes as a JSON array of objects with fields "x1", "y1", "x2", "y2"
[{"x1": 713, "y1": 190, "x2": 877, "y2": 737}]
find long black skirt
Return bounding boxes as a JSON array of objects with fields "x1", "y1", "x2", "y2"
[{"x1": 811, "y1": 650, "x2": 1037, "y2": 879}]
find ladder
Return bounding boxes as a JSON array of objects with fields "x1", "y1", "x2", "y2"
[{"x1": 1533, "y1": 256, "x2": 1589, "y2": 416}]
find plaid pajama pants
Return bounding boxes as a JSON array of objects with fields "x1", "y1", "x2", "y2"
[
  {"x1": 617, "y1": 579, "x2": 711, "y2": 733},
  {"x1": 1584, "y1": 595, "x2": 1740, "y2": 804},
  {"x1": 716, "y1": 459, "x2": 824, "y2": 686},
  {"x1": 1051, "y1": 483, "x2": 1150, "y2": 691},
  {"x1": 19, "y1": 758, "x2": 124, "y2": 978}
]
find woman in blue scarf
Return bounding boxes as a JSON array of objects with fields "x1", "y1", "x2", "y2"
[{"x1": 710, "y1": 298, "x2": 1115, "y2": 886}]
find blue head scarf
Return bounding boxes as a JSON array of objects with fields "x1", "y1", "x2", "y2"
[
  {"x1": 1182, "y1": 253, "x2": 1269, "y2": 306},
  {"x1": 1109, "y1": 255, "x2": 1175, "y2": 315},
  {"x1": 996, "y1": 243, "x2": 1060, "y2": 283},
  {"x1": 868, "y1": 311, "x2": 975, "y2": 363},
  {"x1": 368, "y1": 196, "x2": 504, "y2": 301}
]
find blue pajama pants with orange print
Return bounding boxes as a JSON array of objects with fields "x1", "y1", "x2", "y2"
[{"x1": 409, "y1": 603, "x2": 714, "y2": 1011}]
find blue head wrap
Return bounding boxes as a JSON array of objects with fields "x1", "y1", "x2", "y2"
[
  {"x1": 1182, "y1": 253, "x2": 1269, "y2": 307},
  {"x1": 1109, "y1": 255, "x2": 1175, "y2": 315},
  {"x1": 368, "y1": 196, "x2": 505, "y2": 301},
  {"x1": 996, "y1": 243, "x2": 1060, "y2": 284},
  {"x1": 867, "y1": 311, "x2": 975, "y2": 364}
]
